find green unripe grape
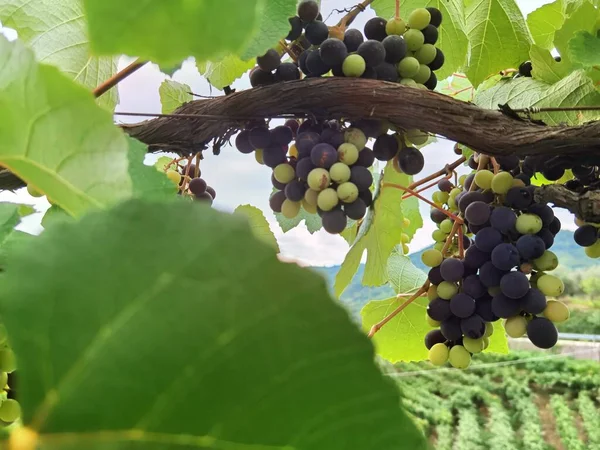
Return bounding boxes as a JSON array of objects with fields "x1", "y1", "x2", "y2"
[
  {"x1": 474, "y1": 169, "x2": 494, "y2": 190},
  {"x1": 433, "y1": 242, "x2": 444, "y2": 251},
  {"x1": 463, "y1": 337, "x2": 485, "y2": 354},
  {"x1": 415, "y1": 44, "x2": 437, "y2": 64},
  {"x1": 342, "y1": 54, "x2": 366, "y2": 77},
  {"x1": 404, "y1": 29, "x2": 425, "y2": 51},
  {"x1": 427, "y1": 316, "x2": 441, "y2": 328},
  {"x1": 537, "y1": 274, "x2": 564, "y2": 297},
  {"x1": 484, "y1": 322, "x2": 494, "y2": 338},
  {"x1": 504, "y1": 316, "x2": 527, "y2": 338},
  {"x1": 403, "y1": 217, "x2": 411, "y2": 227},
  {"x1": 386, "y1": 17, "x2": 406, "y2": 35},
  {"x1": 432, "y1": 229, "x2": 448, "y2": 242},
  {"x1": 402, "y1": 243, "x2": 410, "y2": 254},
  {"x1": 533, "y1": 251, "x2": 559, "y2": 271},
  {"x1": 491, "y1": 171, "x2": 514, "y2": 194},
  {"x1": 397, "y1": 57, "x2": 420, "y2": 78},
  {"x1": 307, "y1": 168, "x2": 331, "y2": 191},
  {"x1": 26, "y1": 184, "x2": 44, "y2": 197},
  {"x1": 273, "y1": 163, "x2": 295, "y2": 184},
  {"x1": 302, "y1": 199, "x2": 317, "y2": 214},
  {"x1": 416, "y1": 83, "x2": 428, "y2": 90},
  {"x1": 458, "y1": 174, "x2": 467, "y2": 186},
  {"x1": 337, "y1": 182, "x2": 359, "y2": 203},
  {"x1": 0, "y1": 372, "x2": 6, "y2": 390},
  {"x1": 516, "y1": 213, "x2": 543, "y2": 235},
  {"x1": 440, "y1": 219, "x2": 453, "y2": 234},
  {"x1": 427, "y1": 285, "x2": 438, "y2": 301},
  {"x1": 429, "y1": 343, "x2": 449, "y2": 366},
  {"x1": 304, "y1": 188, "x2": 319, "y2": 206},
  {"x1": 254, "y1": 149, "x2": 264, "y2": 165},
  {"x1": 422, "y1": 248, "x2": 443, "y2": 267},
  {"x1": 329, "y1": 162, "x2": 351, "y2": 183},
  {"x1": 413, "y1": 64, "x2": 431, "y2": 84},
  {"x1": 338, "y1": 143, "x2": 359, "y2": 165},
  {"x1": 0, "y1": 349, "x2": 16, "y2": 373},
  {"x1": 449, "y1": 345, "x2": 471, "y2": 369},
  {"x1": 544, "y1": 300, "x2": 570, "y2": 322},
  {"x1": 281, "y1": 200, "x2": 301, "y2": 219},
  {"x1": 482, "y1": 337, "x2": 490, "y2": 350},
  {"x1": 437, "y1": 281, "x2": 458, "y2": 300},
  {"x1": 406, "y1": 129, "x2": 429, "y2": 146},
  {"x1": 584, "y1": 240, "x2": 600, "y2": 258},
  {"x1": 344, "y1": 128, "x2": 367, "y2": 151},
  {"x1": 317, "y1": 188, "x2": 339, "y2": 211},
  {"x1": 449, "y1": 188, "x2": 462, "y2": 199},
  {"x1": 400, "y1": 78, "x2": 418, "y2": 87},
  {"x1": 435, "y1": 191, "x2": 450, "y2": 205},
  {"x1": 401, "y1": 233, "x2": 410, "y2": 244},
  {"x1": 408, "y1": 7, "x2": 431, "y2": 30},
  {"x1": 0, "y1": 399, "x2": 21, "y2": 423}
]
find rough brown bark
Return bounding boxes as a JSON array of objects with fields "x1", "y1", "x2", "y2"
[{"x1": 535, "y1": 185, "x2": 600, "y2": 223}]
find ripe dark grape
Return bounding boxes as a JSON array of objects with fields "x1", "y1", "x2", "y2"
[
  {"x1": 505, "y1": 187, "x2": 533, "y2": 209},
  {"x1": 311, "y1": 143, "x2": 338, "y2": 169},
  {"x1": 250, "y1": 67, "x2": 275, "y2": 87},
  {"x1": 195, "y1": 192, "x2": 214, "y2": 204},
  {"x1": 491, "y1": 243, "x2": 520, "y2": 271},
  {"x1": 189, "y1": 177, "x2": 207, "y2": 196},
  {"x1": 344, "y1": 198, "x2": 367, "y2": 220},
  {"x1": 235, "y1": 130, "x2": 254, "y2": 154},
  {"x1": 521, "y1": 288, "x2": 547, "y2": 314},
  {"x1": 306, "y1": 50, "x2": 331, "y2": 75},
  {"x1": 382, "y1": 35, "x2": 407, "y2": 63},
  {"x1": 364, "y1": 17, "x2": 388, "y2": 41},
  {"x1": 549, "y1": 217, "x2": 561, "y2": 235},
  {"x1": 424, "y1": 72, "x2": 438, "y2": 90},
  {"x1": 491, "y1": 292, "x2": 521, "y2": 318},
  {"x1": 428, "y1": 298, "x2": 452, "y2": 321},
  {"x1": 320, "y1": 38, "x2": 348, "y2": 66},
  {"x1": 519, "y1": 61, "x2": 533, "y2": 77},
  {"x1": 440, "y1": 258, "x2": 464, "y2": 282},
  {"x1": 475, "y1": 296, "x2": 499, "y2": 322},
  {"x1": 426, "y1": 7, "x2": 442, "y2": 27},
  {"x1": 322, "y1": 209, "x2": 347, "y2": 234},
  {"x1": 269, "y1": 191, "x2": 286, "y2": 212},
  {"x1": 262, "y1": 146, "x2": 287, "y2": 168},
  {"x1": 428, "y1": 48, "x2": 445, "y2": 71},
  {"x1": 257, "y1": 48, "x2": 280, "y2": 72},
  {"x1": 295, "y1": 132, "x2": 320, "y2": 157},
  {"x1": 424, "y1": 329, "x2": 446, "y2": 349},
  {"x1": 357, "y1": 40, "x2": 386, "y2": 67},
  {"x1": 527, "y1": 317, "x2": 558, "y2": 349},
  {"x1": 500, "y1": 271, "x2": 530, "y2": 299},
  {"x1": 344, "y1": 28, "x2": 364, "y2": 52},
  {"x1": 249, "y1": 126, "x2": 271, "y2": 149},
  {"x1": 537, "y1": 228, "x2": 555, "y2": 249},
  {"x1": 375, "y1": 62, "x2": 399, "y2": 82},
  {"x1": 542, "y1": 165, "x2": 565, "y2": 181},
  {"x1": 298, "y1": 50, "x2": 311, "y2": 75},
  {"x1": 490, "y1": 206, "x2": 517, "y2": 234},
  {"x1": 298, "y1": 0, "x2": 319, "y2": 22},
  {"x1": 206, "y1": 186, "x2": 216, "y2": 199},
  {"x1": 450, "y1": 293, "x2": 476, "y2": 318},
  {"x1": 428, "y1": 266, "x2": 444, "y2": 285},
  {"x1": 275, "y1": 63, "x2": 300, "y2": 82},
  {"x1": 361, "y1": 66, "x2": 377, "y2": 79},
  {"x1": 398, "y1": 146, "x2": 424, "y2": 175},
  {"x1": 461, "y1": 314, "x2": 485, "y2": 339},
  {"x1": 349, "y1": 166, "x2": 373, "y2": 191},
  {"x1": 284, "y1": 180, "x2": 306, "y2": 202},
  {"x1": 305, "y1": 21, "x2": 329, "y2": 45},
  {"x1": 437, "y1": 179, "x2": 453, "y2": 193},
  {"x1": 355, "y1": 147, "x2": 376, "y2": 167},
  {"x1": 440, "y1": 317, "x2": 463, "y2": 341},
  {"x1": 574, "y1": 224, "x2": 598, "y2": 246},
  {"x1": 462, "y1": 274, "x2": 486, "y2": 299},
  {"x1": 359, "y1": 189, "x2": 373, "y2": 207},
  {"x1": 475, "y1": 227, "x2": 503, "y2": 253},
  {"x1": 479, "y1": 261, "x2": 506, "y2": 288},
  {"x1": 422, "y1": 25, "x2": 438, "y2": 44},
  {"x1": 430, "y1": 208, "x2": 446, "y2": 224},
  {"x1": 516, "y1": 235, "x2": 546, "y2": 260},
  {"x1": 296, "y1": 158, "x2": 315, "y2": 181},
  {"x1": 465, "y1": 201, "x2": 491, "y2": 226},
  {"x1": 271, "y1": 126, "x2": 294, "y2": 146},
  {"x1": 373, "y1": 134, "x2": 399, "y2": 161},
  {"x1": 320, "y1": 128, "x2": 345, "y2": 148},
  {"x1": 286, "y1": 16, "x2": 303, "y2": 41}
]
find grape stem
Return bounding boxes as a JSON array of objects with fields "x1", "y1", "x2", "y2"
[
  {"x1": 407, "y1": 156, "x2": 466, "y2": 190},
  {"x1": 93, "y1": 58, "x2": 148, "y2": 99},
  {"x1": 402, "y1": 172, "x2": 453, "y2": 200},
  {"x1": 395, "y1": 0, "x2": 400, "y2": 19},
  {"x1": 457, "y1": 225, "x2": 465, "y2": 258},
  {"x1": 338, "y1": 0, "x2": 375, "y2": 27},
  {"x1": 384, "y1": 184, "x2": 464, "y2": 223},
  {"x1": 469, "y1": 155, "x2": 489, "y2": 192},
  {"x1": 490, "y1": 157, "x2": 500, "y2": 174},
  {"x1": 367, "y1": 282, "x2": 430, "y2": 338},
  {"x1": 441, "y1": 220, "x2": 461, "y2": 256}
]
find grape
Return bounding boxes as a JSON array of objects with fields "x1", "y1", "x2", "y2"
[
  {"x1": 491, "y1": 293, "x2": 520, "y2": 318},
  {"x1": 317, "y1": 188, "x2": 339, "y2": 211},
  {"x1": 428, "y1": 266, "x2": 443, "y2": 285},
  {"x1": 298, "y1": 50, "x2": 311, "y2": 75},
  {"x1": 505, "y1": 316, "x2": 527, "y2": 338},
  {"x1": 474, "y1": 170, "x2": 493, "y2": 189},
  {"x1": 413, "y1": 45, "x2": 437, "y2": 66},
  {"x1": 385, "y1": 17, "x2": 406, "y2": 35},
  {"x1": 397, "y1": 56, "x2": 420, "y2": 78},
  {"x1": 463, "y1": 336, "x2": 484, "y2": 354},
  {"x1": 515, "y1": 213, "x2": 543, "y2": 235},
  {"x1": 422, "y1": 24, "x2": 438, "y2": 45},
  {"x1": 516, "y1": 234, "x2": 546, "y2": 260},
  {"x1": 322, "y1": 209, "x2": 347, "y2": 234},
  {"x1": 532, "y1": 250, "x2": 559, "y2": 271},
  {"x1": 404, "y1": 29, "x2": 425, "y2": 51},
  {"x1": 527, "y1": 317, "x2": 558, "y2": 349},
  {"x1": 585, "y1": 240, "x2": 600, "y2": 258},
  {"x1": 296, "y1": 158, "x2": 316, "y2": 181},
  {"x1": 425, "y1": 329, "x2": 446, "y2": 349},
  {"x1": 413, "y1": 64, "x2": 432, "y2": 84},
  {"x1": 321, "y1": 128, "x2": 345, "y2": 148},
  {"x1": 364, "y1": 17, "x2": 388, "y2": 41},
  {"x1": 429, "y1": 343, "x2": 449, "y2": 366},
  {"x1": 537, "y1": 228, "x2": 555, "y2": 249},
  {"x1": 337, "y1": 182, "x2": 359, "y2": 203},
  {"x1": 458, "y1": 191, "x2": 486, "y2": 214},
  {"x1": 344, "y1": 128, "x2": 368, "y2": 150},
  {"x1": 404, "y1": 129, "x2": 428, "y2": 147},
  {"x1": 544, "y1": 300, "x2": 570, "y2": 322},
  {"x1": 272, "y1": 173, "x2": 287, "y2": 190},
  {"x1": 462, "y1": 274, "x2": 486, "y2": 299},
  {"x1": 437, "y1": 281, "x2": 458, "y2": 300},
  {"x1": 166, "y1": 170, "x2": 181, "y2": 186},
  {"x1": 349, "y1": 166, "x2": 373, "y2": 191},
  {"x1": 373, "y1": 63, "x2": 398, "y2": 82},
  {"x1": 448, "y1": 345, "x2": 471, "y2": 369},
  {"x1": 337, "y1": 143, "x2": 360, "y2": 165},
  {"x1": 496, "y1": 155, "x2": 520, "y2": 171},
  {"x1": 500, "y1": 272, "x2": 529, "y2": 299},
  {"x1": 188, "y1": 178, "x2": 207, "y2": 197},
  {"x1": 270, "y1": 127, "x2": 293, "y2": 148},
  {"x1": 286, "y1": 16, "x2": 303, "y2": 41},
  {"x1": 307, "y1": 168, "x2": 331, "y2": 191},
  {"x1": 306, "y1": 49, "x2": 331, "y2": 75},
  {"x1": 450, "y1": 293, "x2": 476, "y2": 318},
  {"x1": 373, "y1": 134, "x2": 399, "y2": 161},
  {"x1": 273, "y1": 163, "x2": 295, "y2": 184},
  {"x1": 574, "y1": 224, "x2": 598, "y2": 246},
  {"x1": 284, "y1": 181, "x2": 306, "y2": 202},
  {"x1": 505, "y1": 187, "x2": 533, "y2": 209},
  {"x1": 428, "y1": 298, "x2": 452, "y2": 321},
  {"x1": 542, "y1": 165, "x2": 565, "y2": 181},
  {"x1": 490, "y1": 172, "x2": 513, "y2": 195},
  {"x1": 400, "y1": 78, "x2": 418, "y2": 87},
  {"x1": 521, "y1": 288, "x2": 547, "y2": 315},
  {"x1": 329, "y1": 162, "x2": 351, "y2": 183},
  {"x1": 464, "y1": 246, "x2": 490, "y2": 270},
  {"x1": 440, "y1": 258, "x2": 464, "y2": 282},
  {"x1": 361, "y1": 66, "x2": 377, "y2": 79},
  {"x1": 249, "y1": 126, "x2": 271, "y2": 149},
  {"x1": 490, "y1": 206, "x2": 517, "y2": 234},
  {"x1": 0, "y1": 349, "x2": 16, "y2": 373},
  {"x1": 304, "y1": 188, "x2": 319, "y2": 207},
  {"x1": 465, "y1": 201, "x2": 491, "y2": 226},
  {"x1": 426, "y1": 7, "x2": 443, "y2": 27},
  {"x1": 359, "y1": 189, "x2": 373, "y2": 207},
  {"x1": 0, "y1": 399, "x2": 20, "y2": 423},
  {"x1": 491, "y1": 243, "x2": 520, "y2": 271},
  {"x1": 438, "y1": 219, "x2": 452, "y2": 234},
  {"x1": 537, "y1": 274, "x2": 564, "y2": 297},
  {"x1": 263, "y1": 146, "x2": 287, "y2": 168},
  {"x1": 344, "y1": 28, "x2": 364, "y2": 52},
  {"x1": 298, "y1": 0, "x2": 319, "y2": 22},
  {"x1": 407, "y1": 8, "x2": 431, "y2": 30},
  {"x1": 475, "y1": 296, "x2": 499, "y2": 322},
  {"x1": 424, "y1": 72, "x2": 438, "y2": 90},
  {"x1": 254, "y1": 149, "x2": 264, "y2": 165},
  {"x1": 310, "y1": 143, "x2": 338, "y2": 169},
  {"x1": 318, "y1": 39, "x2": 347, "y2": 67},
  {"x1": 344, "y1": 198, "x2": 368, "y2": 220},
  {"x1": 257, "y1": 48, "x2": 280, "y2": 72},
  {"x1": 528, "y1": 203, "x2": 554, "y2": 227},
  {"x1": 305, "y1": 21, "x2": 329, "y2": 45},
  {"x1": 381, "y1": 35, "x2": 407, "y2": 64},
  {"x1": 235, "y1": 130, "x2": 255, "y2": 153},
  {"x1": 356, "y1": 40, "x2": 386, "y2": 67},
  {"x1": 440, "y1": 317, "x2": 462, "y2": 341},
  {"x1": 295, "y1": 132, "x2": 320, "y2": 158},
  {"x1": 474, "y1": 227, "x2": 503, "y2": 253},
  {"x1": 398, "y1": 146, "x2": 424, "y2": 175},
  {"x1": 430, "y1": 208, "x2": 447, "y2": 224},
  {"x1": 461, "y1": 314, "x2": 485, "y2": 339},
  {"x1": 432, "y1": 229, "x2": 448, "y2": 242},
  {"x1": 479, "y1": 261, "x2": 506, "y2": 288},
  {"x1": 250, "y1": 67, "x2": 276, "y2": 87}
]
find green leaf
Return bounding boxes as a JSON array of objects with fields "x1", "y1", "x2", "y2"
[
  {"x1": 340, "y1": 220, "x2": 358, "y2": 245},
  {"x1": 530, "y1": 44, "x2": 571, "y2": 83},
  {"x1": 234, "y1": 204, "x2": 280, "y2": 252},
  {"x1": 527, "y1": 0, "x2": 565, "y2": 49},
  {"x1": 17, "y1": 204, "x2": 35, "y2": 218},
  {"x1": 554, "y1": 0, "x2": 598, "y2": 65},
  {"x1": 530, "y1": 169, "x2": 574, "y2": 186},
  {"x1": 154, "y1": 156, "x2": 176, "y2": 173},
  {"x1": 127, "y1": 138, "x2": 177, "y2": 200},
  {"x1": 386, "y1": 250, "x2": 428, "y2": 295},
  {"x1": 0, "y1": 199, "x2": 427, "y2": 449},
  {"x1": 158, "y1": 61, "x2": 185, "y2": 77},
  {"x1": 0, "y1": 203, "x2": 23, "y2": 246},
  {"x1": 0, "y1": 37, "x2": 134, "y2": 218},
  {"x1": 334, "y1": 163, "x2": 409, "y2": 297},
  {"x1": 0, "y1": 0, "x2": 119, "y2": 110},
  {"x1": 569, "y1": 31, "x2": 600, "y2": 66},
  {"x1": 401, "y1": 192, "x2": 423, "y2": 244},
  {"x1": 486, "y1": 322, "x2": 510, "y2": 354},
  {"x1": 41, "y1": 205, "x2": 74, "y2": 229},
  {"x1": 275, "y1": 206, "x2": 322, "y2": 233},
  {"x1": 240, "y1": 0, "x2": 297, "y2": 60},
  {"x1": 159, "y1": 80, "x2": 192, "y2": 114},
  {"x1": 83, "y1": 0, "x2": 261, "y2": 67},
  {"x1": 372, "y1": 0, "x2": 468, "y2": 79},
  {"x1": 465, "y1": 0, "x2": 532, "y2": 88},
  {"x1": 197, "y1": 55, "x2": 255, "y2": 90},
  {"x1": 436, "y1": 74, "x2": 474, "y2": 101}
]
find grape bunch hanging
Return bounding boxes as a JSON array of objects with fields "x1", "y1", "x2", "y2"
[
  {"x1": 165, "y1": 163, "x2": 217, "y2": 205},
  {"x1": 422, "y1": 155, "x2": 570, "y2": 369},
  {"x1": 0, "y1": 328, "x2": 20, "y2": 426},
  {"x1": 251, "y1": 1, "x2": 444, "y2": 90}
]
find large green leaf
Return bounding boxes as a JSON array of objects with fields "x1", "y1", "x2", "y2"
[
  {"x1": 159, "y1": 80, "x2": 192, "y2": 114},
  {"x1": 197, "y1": 55, "x2": 255, "y2": 90},
  {"x1": 465, "y1": 0, "x2": 532, "y2": 87},
  {"x1": 530, "y1": 44, "x2": 571, "y2": 83},
  {"x1": 569, "y1": 31, "x2": 600, "y2": 66},
  {"x1": 554, "y1": 0, "x2": 598, "y2": 65},
  {"x1": 0, "y1": 203, "x2": 24, "y2": 246},
  {"x1": 0, "y1": 199, "x2": 427, "y2": 449},
  {"x1": 127, "y1": 138, "x2": 177, "y2": 200},
  {"x1": 526, "y1": 0, "x2": 565, "y2": 49},
  {"x1": 0, "y1": 37, "x2": 133, "y2": 218},
  {"x1": 334, "y1": 163, "x2": 409, "y2": 297},
  {"x1": 436, "y1": 74, "x2": 474, "y2": 102},
  {"x1": 372, "y1": 0, "x2": 468, "y2": 79},
  {"x1": 83, "y1": 0, "x2": 261, "y2": 66},
  {"x1": 386, "y1": 250, "x2": 428, "y2": 295},
  {"x1": 275, "y1": 206, "x2": 322, "y2": 234},
  {"x1": 234, "y1": 204, "x2": 280, "y2": 252},
  {"x1": 401, "y1": 187, "x2": 423, "y2": 244},
  {"x1": 0, "y1": 0, "x2": 119, "y2": 110}
]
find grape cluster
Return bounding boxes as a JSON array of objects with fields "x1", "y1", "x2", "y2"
[
  {"x1": 166, "y1": 165, "x2": 217, "y2": 205},
  {"x1": 0, "y1": 327, "x2": 20, "y2": 426},
  {"x1": 251, "y1": 1, "x2": 445, "y2": 91},
  {"x1": 423, "y1": 156, "x2": 570, "y2": 369}
]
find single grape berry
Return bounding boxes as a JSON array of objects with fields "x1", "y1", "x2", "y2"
[
  {"x1": 305, "y1": 21, "x2": 329, "y2": 46},
  {"x1": 343, "y1": 28, "x2": 364, "y2": 52},
  {"x1": 298, "y1": 0, "x2": 319, "y2": 22},
  {"x1": 574, "y1": 224, "x2": 598, "y2": 247},
  {"x1": 342, "y1": 54, "x2": 366, "y2": 77},
  {"x1": 375, "y1": 62, "x2": 399, "y2": 82},
  {"x1": 385, "y1": 17, "x2": 406, "y2": 36},
  {"x1": 188, "y1": 177, "x2": 207, "y2": 196},
  {"x1": 357, "y1": 40, "x2": 386, "y2": 67},
  {"x1": 275, "y1": 63, "x2": 300, "y2": 82},
  {"x1": 408, "y1": 8, "x2": 431, "y2": 31},
  {"x1": 322, "y1": 209, "x2": 347, "y2": 234},
  {"x1": 269, "y1": 191, "x2": 286, "y2": 213},
  {"x1": 428, "y1": 48, "x2": 445, "y2": 71},
  {"x1": 397, "y1": 147, "x2": 424, "y2": 175},
  {"x1": 373, "y1": 134, "x2": 399, "y2": 161},
  {"x1": 500, "y1": 271, "x2": 530, "y2": 299},
  {"x1": 311, "y1": 143, "x2": 338, "y2": 169},
  {"x1": 426, "y1": 7, "x2": 443, "y2": 27},
  {"x1": 306, "y1": 50, "x2": 331, "y2": 75},
  {"x1": 320, "y1": 38, "x2": 348, "y2": 67},
  {"x1": 286, "y1": 16, "x2": 303, "y2": 41},
  {"x1": 527, "y1": 317, "x2": 558, "y2": 349},
  {"x1": 382, "y1": 35, "x2": 408, "y2": 63},
  {"x1": 235, "y1": 130, "x2": 254, "y2": 154},
  {"x1": 250, "y1": 67, "x2": 275, "y2": 87},
  {"x1": 404, "y1": 29, "x2": 425, "y2": 51},
  {"x1": 257, "y1": 49, "x2": 280, "y2": 72},
  {"x1": 249, "y1": 126, "x2": 271, "y2": 149},
  {"x1": 422, "y1": 24, "x2": 438, "y2": 45},
  {"x1": 364, "y1": 17, "x2": 388, "y2": 41}
]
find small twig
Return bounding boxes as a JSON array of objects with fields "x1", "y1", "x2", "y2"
[
  {"x1": 401, "y1": 173, "x2": 452, "y2": 200},
  {"x1": 93, "y1": 58, "x2": 148, "y2": 98},
  {"x1": 490, "y1": 157, "x2": 500, "y2": 174},
  {"x1": 469, "y1": 155, "x2": 490, "y2": 191},
  {"x1": 457, "y1": 226, "x2": 465, "y2": 258},
  {"x1": 368, "y1": 282, "x2": 430, "y2": 338},
  {"x1": 188, "y1": 92, "x2": 220, "y2": 99},
  {"x1": 395, "y1": 0, "x2": 400, "y2": 19},
  {"x1": 384, "y1": 183, "x2": 464, "y2": 223},
  {"x1": 338, "y1": 0, "x2": 374, "y2": 27},
  {"x1": 441, "y1": 220, "x2": 461, "y2": 256},
  {"x1": 114, "y1": 111, "x2": 309, "y2": 121},
  {"x1": 407, "y1": 156, "x2": 466, "y2": 190}
]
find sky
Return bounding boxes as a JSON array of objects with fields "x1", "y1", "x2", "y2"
[{"x1": 0, "y1": 0, "x2": 572, "y2": 266}]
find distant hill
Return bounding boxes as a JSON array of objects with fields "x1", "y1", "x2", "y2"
[{"x1": 312, "y1": 230, "x2": 590, "y2": 317}]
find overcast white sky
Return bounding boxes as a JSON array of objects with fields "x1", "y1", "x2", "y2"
[{"x1": 1, "y1": 0, "x2": 573, "y2": 266}]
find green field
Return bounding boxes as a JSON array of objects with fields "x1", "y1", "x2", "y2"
[{"x1": 385, "y1": 352, "x2": 600, "y2": 450}]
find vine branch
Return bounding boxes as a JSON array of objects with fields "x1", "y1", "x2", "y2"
[{"x1": 93, "y1": 58, "x2": 148, "y2": 98}]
